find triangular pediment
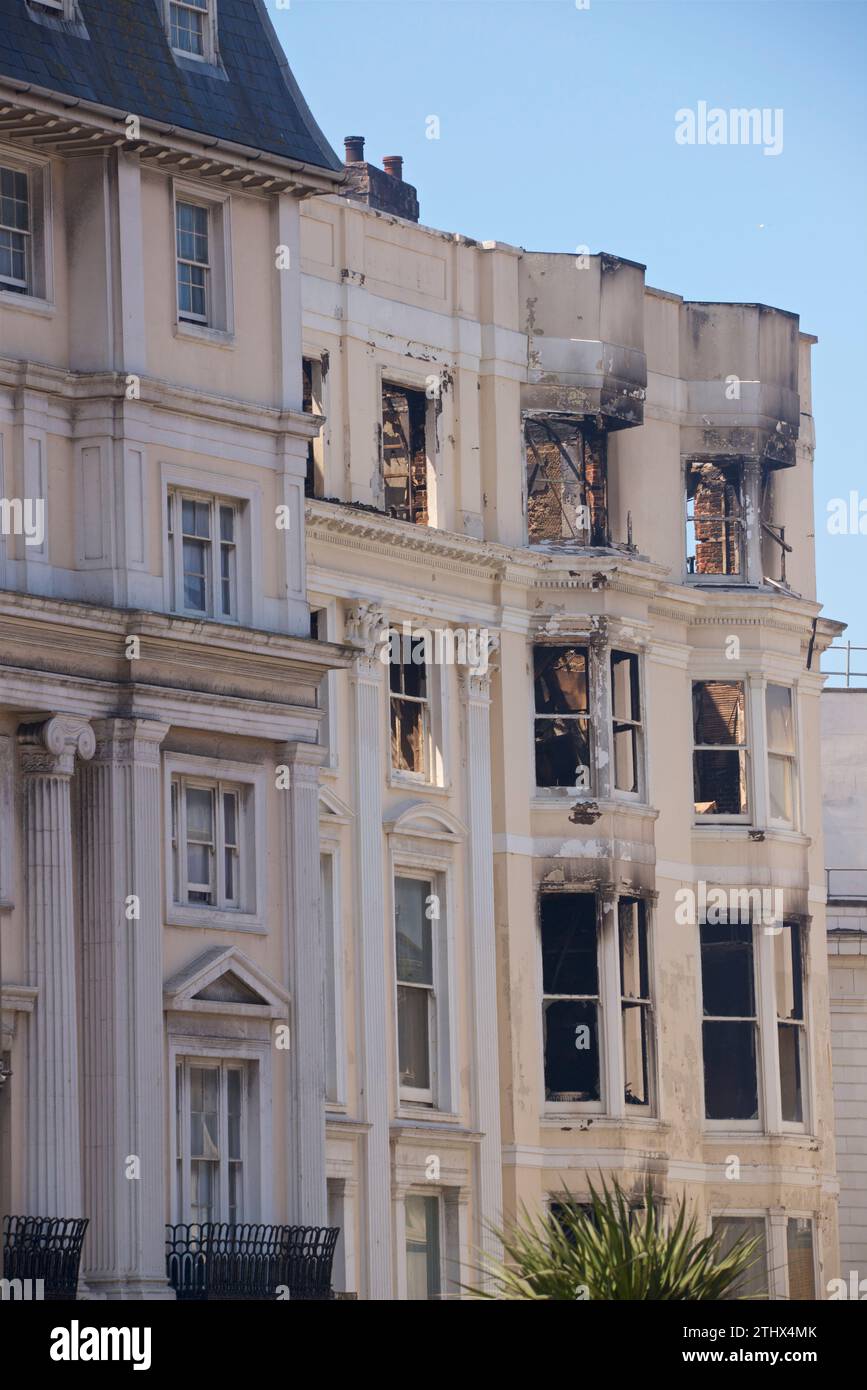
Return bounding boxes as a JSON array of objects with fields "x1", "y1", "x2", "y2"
[
  {"x1": 164, "y1": 947, "x2": 290, "y2": 1018},
  {"x1": 319, "y1": 786, "x2": 355, "y2": 823}
]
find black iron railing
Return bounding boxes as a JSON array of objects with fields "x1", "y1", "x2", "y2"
[
  {"x1": 2, "y1": 1215, "x2": 89, "y2": 1300},
  {"x1": 166, "y1": 1222, "x2": 339, "y2": 1301}
]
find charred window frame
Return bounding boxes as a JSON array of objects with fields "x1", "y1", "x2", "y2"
[
  {"x1": 540, "y1": 893, "x2": 603, "y2": 1108},
  {"x1": 618, "y1": 898, "x2": 653, "y2": 1110},
  {"x1": 611, "y1": 650, "x2": 643, "y2": 797},
  {"x1": 389, "y1": 630, "x2": 431, "y2": 780},
  {"x1": 692, "y1": 680, "x2": 750, "y2": 822},
  {"x1": 302, "y1": 357, "x2": 325, "y2": 499},
  {"x1": 700, "y1": 920, "x2": 760, "y2": 1125},
  {"x1": 686, "y1": 459, "x2": 745, "y2": 580},
  {"x1": 382, "y1": 382, "x2": 430, "y2": 525},
  {"x1": 765, "y1": 683, "x2": 798, "y2": 827},
  {"x1": 524, "y1": 414, "x2": 609, "y2": 548},
  {"x1": 775, "y1": 923, "x2": 807, "y2": 1127},
  {"x1": 533, "y1": 646, "x2": 592, "y2": 791}
]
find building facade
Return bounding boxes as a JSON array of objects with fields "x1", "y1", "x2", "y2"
[
  {"x1": 822, "y1": 688, "x2": 867, "y2": 1283},
  {"x1": 0, "y1": 0, "x2": 844, "y2": 1302}
]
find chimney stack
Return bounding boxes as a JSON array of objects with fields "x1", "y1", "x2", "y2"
[
  {"x1": 382, "y1": 155, "x2": 403, "y2": 181},
  {"x1": 344, "y1": 135, "x2": 365, "y2": 164},
  {"x1": 339, "y1": 137, "x2": 420, "y2": 223}
]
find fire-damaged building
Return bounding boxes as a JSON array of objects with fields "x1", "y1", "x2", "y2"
[{"x1": 302, "y1": 136, "x2": 841, "y2": 1298}]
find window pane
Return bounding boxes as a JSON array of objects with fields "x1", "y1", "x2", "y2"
[
  {"x1": 395, "y1": 879, "x2": 433, "y2": 984},
  {"x1": 622, "y1": 1004, "x2": 650, "y2": 1106},
  {"x1": 768, "y1": 753, "x2": 794, "y2": 822},
  {"x1": 382, "y1": 384, "x2": 428, "y2": 525},
  {"x1": 694, "y1": 749, "x2": 748, "y2": 816},
  {"x1": 693, "y1": 681, "x2": 746, "y2": 745},
  {"x1": 391, "y1": 697, "x2": 426, "y2": 774},
  {"x1": 687, "y1": 461, "x2": 744, "y2": 576},
  {"x1": 786, "y1": 1218, "x2": 815, "y2": 1299},
  {"x1": 774, "y1": 924, "x2": 803, "y2": 1021},
  {"x1": 619, "y1": 900, "x2": 649, "y2": 999},
  {"x1": 534, "y1": 647, "x2": 589, "y2": 714},
  {"x1": 701, "y1": 921, "x2": 755, "y2": 1018},
  {"x1": 541, "y1": 895, "x2": 598, "y2": 996},
  {"x1": 186, "y1": 786, "x2": 214, "y2": 840},
  {"x1": 525, "y1": 416, "x2": 608, "y2": 546},
  {"x1": 219, "y1": 505, "x2": 234, "y2": 543},
  {"x1": 778, "y1": 1024, "x2": 804, "y2": 1123},
  {"x1": 766, "y1": 684, "x2": 794, "y2": 752},
  {"x1": 611, "y1": 651, "x2": 639, "y2": 722},
  {"x1": 227, "y1": 1069, "x2": 242, "y2": 1159},
  {"x1": 702, "y1": 1021, "x2": 758, "y2": 1119},
  {"x1": 543, "y1": 999, "x2": 600, "y2": 1102},
  {"x1": 191, "y1": 1160, "x2": 216, "y2": 1224},
  {"x1": 223, "y1": 792, "x2": 237, "y2": 847},
  {"x1": 406, "y1": 1195, "x2": 441, "y2": 1300},
  {"x1": 0, "y1": 167, "x2": 29, "y2": 230},
  {"x1": 712, "y1": 1217, "x2": 768, "y2": 1299},
  {"x1": 613, "y1": 723, "x2": 638, "y2": 792},
  {"x1": 397, "y1": 985, "x2": 430, "y2": 1091},
  {"x1": 190, "y1": 1067, "x2": 219, "y2": 1160},
  {"x1": 390, "y1": 637, "x2": 427, "y2": 698},
  {"x1": 535, "y1": 717, "x2": 591, "y2": 788}
]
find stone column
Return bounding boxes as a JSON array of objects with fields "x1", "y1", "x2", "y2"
[
  {"x1": 458, "y1": 642, "x2": 504, "y2": 1280},
  {"x1": 78, "y1": 718, "x2": 173, "y2": 1299},
  {"x1": 19, "y1": 714, "x2": 94, "y2": 1218},
  {"x1": 278, "y1": 738, "x2": 329, "y2": 1226},
  {"x1": 345, "y1": 601, "x2": 393, "y2": 1299}
]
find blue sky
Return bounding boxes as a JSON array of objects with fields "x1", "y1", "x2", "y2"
[{"x1": 275, "y1": 0, "x2": 867, "y2": 665}]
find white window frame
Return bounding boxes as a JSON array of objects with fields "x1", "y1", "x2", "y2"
[
  {"x1": 171, "y1": 179, "x2": 233, "y2": 342},
  {"x1": 404, "y1": 1190, "x2": 444, "y2": 1301},
  {"x1": 169, "y1": 1036, "x2": 270, "y2": 1226},
  {"x1": 164, "y1": 753, "x2": 266, "y2": 933},
  {"x1": 699, "y1": 917, "x2": 811, "y2": 1135},
  {"x1": 0, "y1": 143, "x2": 53, "y2": 311},
  {"x1": 320, "y1": 849, "x2": 346, "y2": 1107},
  {"x1": 391, "y1": 853, "x2": 457, "y2": 1117},
  {"x1": 167, "y1": 487, "x2": 240, "y2": 623},
  {"x1": 387, "y1": 628, "x2": 449, "y2": 791},
  {"x1": 174, "y1": 1056, "x2": 248, "y2": 1226},
  {"x1": 171, "y1": 774, "x2": 244, "y2": 910},
  {"x1": 765, "y1": 682, "x2": 799, "y2": 830},
  {"x1": 610, "y1": 648, "x2": 645, "y2": 802},
  {"x1": 27, "y1": 0, "x2": 78, "y2": 18},
  {"x1": 164, "y1": 0, "x2": 218, "y2": 64},
  {"x1": 161, "y1": 464, "x2": 263, "y2": 628},
  {"x1": 394, "y1": 872, "x2": 438, "y2": 1106},
  {"x1": 692, "y1": 677, "x2": 752, "y2": 825}
]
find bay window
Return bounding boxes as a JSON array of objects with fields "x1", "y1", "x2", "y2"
[{"x1": 693, "y1": 680, "x2": 749, "y2": 819}]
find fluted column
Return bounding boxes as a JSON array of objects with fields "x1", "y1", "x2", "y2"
[
  {"x1": 345, "y1": 601, "x2": 393, "y2": 1299},
  {"x1": 19, "y1": 714, "x2": 95, "y2": 1219},
  {"x1": 279, "y1": 738, "x2": 329, "y2": 1226},
  {"x1": 458, "y1": 644, "x2": 504, "y2": 1281},
  {"x1": 78, "y1": 718, "x2": 173, "y2": 1298}
]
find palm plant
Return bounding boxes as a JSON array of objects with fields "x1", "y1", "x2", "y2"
[{"x1": 471, "y1": 1179, "x2": 762, "y2": 1301}]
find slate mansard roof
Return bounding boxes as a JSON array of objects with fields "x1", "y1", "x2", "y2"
[{"x1": 0, "y1": 0, "x2": 342, "y2": 172}]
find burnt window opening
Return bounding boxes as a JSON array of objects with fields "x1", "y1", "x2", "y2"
[
  {"x1": 534, "y1": 646, "x2": 591, "y2": 789},
  {"x1": 759, "y1": 468, "x2": 793, "y2": 589},
  {"x1": 303, "y1": 357, "x2": 324, "y2": 499},
  {"x1": 611, "y1": 650, "x2": 642, "y2": 795},
  {"x1": 700, "y1": 920, "x2": 759, "y2": 1121},
  {"x1": 619, "y1": 898, "x2": 652, "y2": 1107},
  {"x1": 524, "y1": 415, "x2": 609, "y2": 548},
  {"x1": 692, "y1": 680, "x2": 749, "y2": 818},
  {"x1": 389, "y1": 630, "x2": 429, "y2": 777},
  {"x1": 541, "y1": 894, "x2": 600, "y2": 1104},
  {"x1": 686, "y1": 460, "x2": 745, "y2": 578},
  {"x1": 382, "y1": 383, "x2": 429, "y2": 525}
]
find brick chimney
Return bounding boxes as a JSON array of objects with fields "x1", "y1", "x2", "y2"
[{"x1": 338, "y1": 135, "x2": 420, "y2": 223}]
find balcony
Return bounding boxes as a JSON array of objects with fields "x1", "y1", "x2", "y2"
[
  {"x1": 2, "y1": 1215, "x2": 88, "y2": 1300},
  {"x1": 165, "y1": 1223, "x2": 340, "y2": 1301}
]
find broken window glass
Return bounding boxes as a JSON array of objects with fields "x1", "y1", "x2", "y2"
[
  {"x1": 619, "y1": 899, "x2": 652, "y2": 1107},
  {"x1": 382, "y1": 383, "x2": 429, "y2": 524},
  {"x1": 686, "y1": 460, "x2": 744, "y2": 577},
  {"x1": 390, "y1": 632, "x2": 429, "y2": 776},
  {"x1": 524, "y1": 415, "x2": 608, "y2": 547},
  {"x1": 534, "y1": 646, "x2": 591, "y2": 788},
  {"x1": 775, "y1": 923, "x2": 805, "y2": 1124},
  {"x1": 766, "y1": 684, "x2": 796, "y2": 823},
  {"x1": 700, "y1": 921, "x2": 758, "y2": 1120},
  {"x1": 541, "y1": 894, "x2": 600, "y2": 1103},
  {"x1": 692, "y1": 680, "x2": 749, "y2": 817},
  {"x1": 611, "y1": 650, "x2": 642, "y2": 794}
]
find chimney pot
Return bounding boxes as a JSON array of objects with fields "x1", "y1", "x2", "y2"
[
  {"x1": 344, "y1": 135, "x2": 365, "y2": 164},
  {"x1": 382, "y1": 155, "x2": 404, "y2": 181}
]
